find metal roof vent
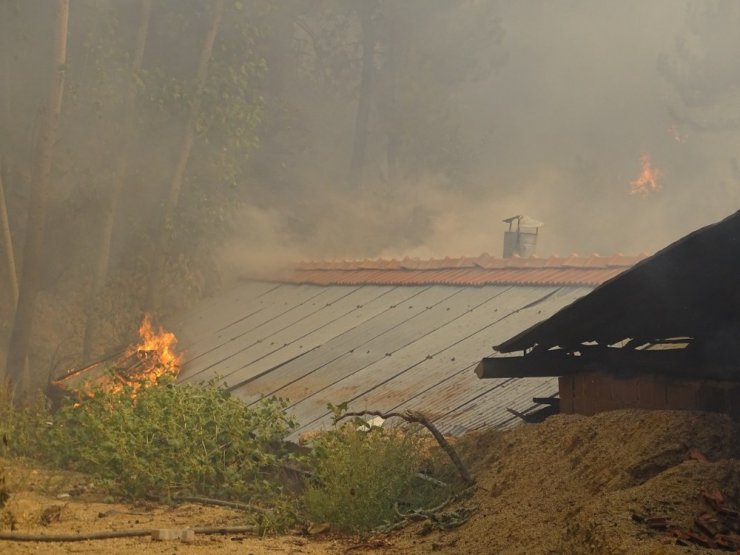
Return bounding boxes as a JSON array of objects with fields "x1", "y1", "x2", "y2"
[{"x1": 503, "y1": 215, "x2": 544, "y2": 258}]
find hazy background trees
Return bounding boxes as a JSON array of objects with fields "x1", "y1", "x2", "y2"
[{"x1": 1, "y1": 0, "x2": 738, "y2": 394}]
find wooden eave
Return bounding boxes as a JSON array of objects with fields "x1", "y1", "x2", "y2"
[{"x1": 476, "y1": 346, "x2": 739, "y2": 382}]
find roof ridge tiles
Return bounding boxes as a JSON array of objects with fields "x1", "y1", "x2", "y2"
[{"x1": 287, "y1": 252, "x2": 648, "y2": 285}]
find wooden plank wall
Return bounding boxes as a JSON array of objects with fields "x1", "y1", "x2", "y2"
[{"x1": 559, "y1": 371, "x2": 740, "y2": 419}]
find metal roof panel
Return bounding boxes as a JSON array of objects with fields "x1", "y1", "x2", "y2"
[
  {"x1": 225, "y1": 286, "x2": 437, "y2": 400},
  {"x1": 232, "y1": 286, "x2": 509, "y2": 407},
  {"x1": 180, "y1": 285, "x2": 360, "y2": 382},
  {"x1": 287, "y1": 287, "x2": 590, "y2": 435},
  {"x1": 174, "y1": 278, "x2": 595, "y2": 435}
]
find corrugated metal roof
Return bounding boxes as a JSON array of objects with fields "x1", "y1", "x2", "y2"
[
  {"x1": 173, "y1": 279, "x2": 596, "y2": 436},
  {"x1": 261, "y1": 254, "x2": 646, "y2": 287},
  {"x1": 169, "y1": 252, "x2": 647, "y2": 435},
  {"x1": 286, "y1": 286, "x2": 591, "y2": 436}
]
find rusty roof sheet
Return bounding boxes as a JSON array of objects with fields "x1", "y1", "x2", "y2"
[{"x1": 275, "y1": 254, "x2": 646, "y2": 287}]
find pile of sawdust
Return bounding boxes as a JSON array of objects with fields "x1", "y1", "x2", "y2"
[{"x1": 387, "y1": 409, "x2": 740, "y2": 555}]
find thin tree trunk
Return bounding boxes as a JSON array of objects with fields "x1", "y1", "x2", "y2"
[
  {"x1": 348, "y1": 0, "x2": 377, "y2": 188},
  {"x1": 145, "y1": 0, "x2": 224, "y2": 311},
  {"x1": 0, "y1": 162, "x2": 18, "y2": 306},
  {"x1": 0, "y1": 2, "x2": 11, "y2": 163},
  {"x1": 164, "y1": 0, "x2": 223, "y2": 217},
  {"x1": 81, "y1": 0, "x2": 152, "y2": 361},
  {"x1": 384, "y1": 11, "x2": 399, "y2": 185},
  {"x1": 4, "y1": 0, "x2": 69, "y2": 393}
]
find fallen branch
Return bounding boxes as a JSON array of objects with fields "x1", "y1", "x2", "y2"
[
  {"x1": 336, "y1": 409, "x2": 474, "y2": 485},
  {"x1": 394, "y1": 495, "x2": 453, "y2": 520},
  {"x1": 0, "y1": 525, "x2": 255, "y2": 543},
  {"x1": 378, "y1": 492, "x2": 478, "y2": 534},
  {"x1": 0, "y1": 529, "x2": 151, "y2": 542}
]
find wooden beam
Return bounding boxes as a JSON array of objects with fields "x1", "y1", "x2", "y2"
[
  {"x1": 476, "y1": 347, "x2": 739, "y2": 381},
  {"x1": 476, "y1": 352, "x2": 575, "y2": 379},
  {"x1": 532, "y1": 396, "x2": 559, "y2": 406}
]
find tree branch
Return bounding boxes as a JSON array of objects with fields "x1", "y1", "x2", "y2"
[
  {"x1": 0, "y1": 525, "x2": 255, "y2": 543},
  {"x1": 336, "y1": 409, "x2": 474, "y2": 485}
]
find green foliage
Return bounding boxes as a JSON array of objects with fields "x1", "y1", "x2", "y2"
[
  {"x1": 0, "y1": 382, "x2": 52, "y2": 460},
  {"x1": 300, "y1": 408, "x2": 454, "y2": 534},
  {"x1": 1, "y1": 380, "x2": 463, "y2": 535},
  {"x1": 303, "y1": 423, "x2": 418, "y2": 532},
  {"x1": 25, "y1": 378, "x2": 297, "y2": 503}
]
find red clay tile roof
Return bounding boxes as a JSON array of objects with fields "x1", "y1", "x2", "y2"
[{"x1": 265, "y1": 254, "x2": 648, "y2": 287}]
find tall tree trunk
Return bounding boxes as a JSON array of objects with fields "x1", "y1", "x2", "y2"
[
  {"x1": 0, "y1": 2, "x2": 11, "y2": 163},
  {"x1": 4, "y1": 0, "x2": 69, "y2": 394},
  {"x1": 81, "y1": 0, "x2": 152, "y2": 362},
  {"x1": 255, "y1": 3, "x2": 292, "y2": 182},
  {"x1": 384, "y1": 10, "x2": 399, "y2": 186},
  {"x1": 0, "y1": 162, "x2": 18, "y2": 306},
  {"x1": 348, "y1": 0, "x2": 377, "y2": 188},
  {"x1": 145, "y1": 0, "x2": 224, "y2": 312}
]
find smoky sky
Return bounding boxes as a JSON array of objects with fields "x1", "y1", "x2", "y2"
[
  {"x1": 223, "y1": 0, "x2": 740, "y2": 272},
  {"x1": 452, "y1": 0, "x2": 740, "y2": 257}
]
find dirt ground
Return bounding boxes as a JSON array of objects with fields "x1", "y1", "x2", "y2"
[{"x1": 2, "y1": 408, "x2": 739, "y2": 554}]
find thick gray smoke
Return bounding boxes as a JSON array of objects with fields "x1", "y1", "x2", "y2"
[
  {"x1": 467, "y1": 0, "x2": 740, "y2": 256},
  {"x1": 2, "y1": 0, "x2": 738, "y2": 377},
  {"x1": 225, "y1": 0, "x2": 740, "y2": 273}
]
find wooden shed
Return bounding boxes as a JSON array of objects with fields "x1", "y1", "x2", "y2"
[{"x1": 477, "y1": 209, "x2": 740, "y2": 419}]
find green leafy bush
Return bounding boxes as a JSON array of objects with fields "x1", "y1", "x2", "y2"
[
  {"x1": 34, "y1": 378, "x2": 297, "y2": 502},
  {"x1": 0, "y1": 381, "x2": 50, "y2": 459},
  {"x1": 1, "y1": 380, "x2": 459, "y2": 535},
  {"x1": 302, "y1": 419, "x2": 425, "y2": 533}
]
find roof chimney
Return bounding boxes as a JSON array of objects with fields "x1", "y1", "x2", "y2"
[{"x1": 502, "y1": 215, "x2": 543, "y2": 258}]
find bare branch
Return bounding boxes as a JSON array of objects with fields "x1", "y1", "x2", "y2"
[
  {"x1": 336, "y1": 409, "x2": 474, "y2": 485},
  {"x1": 0, "y1": 525, "x2": 256, "y2": 543}
]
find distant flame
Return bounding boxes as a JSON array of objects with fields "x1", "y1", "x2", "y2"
[{"x1": 630, "y1": 154, "x2": 663, "y2": 196}]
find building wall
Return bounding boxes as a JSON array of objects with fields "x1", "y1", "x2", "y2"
[{"x1": 559, "y1": 371, "x2": 740, "y2": 419}]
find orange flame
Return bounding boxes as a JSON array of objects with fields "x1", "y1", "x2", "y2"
[
  {"x1": 57, "y1": 315, "x2": 182, "y2": 404},
  {"x1": 630, "y1": 154, "x2": 663, "y2": 196},
  {"x1": 120, "y1": 314, "x2": 182, "y2": 392}
]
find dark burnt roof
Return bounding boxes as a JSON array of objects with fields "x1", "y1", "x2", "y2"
[{"x1": 495, "y1": 209, "x2": 740, "y2": 354}]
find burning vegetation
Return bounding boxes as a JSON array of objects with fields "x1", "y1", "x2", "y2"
[
  {"x1": 52, "y1": 314, "x2": 182, "y2": 400},
  {"x1": 122, "y1": 314, "x2": 182, "y2": 388}
]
